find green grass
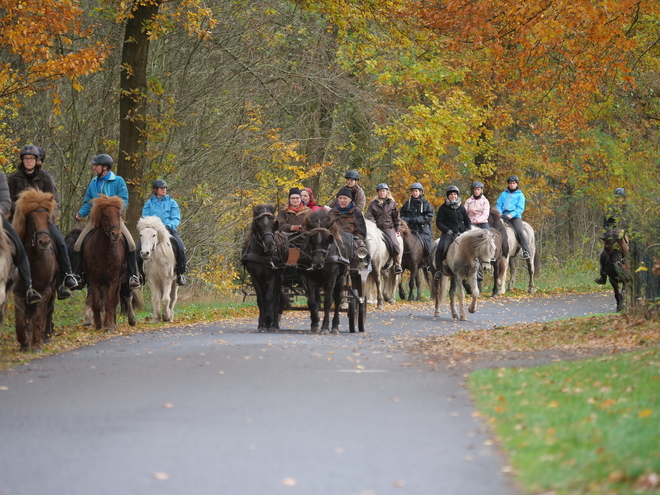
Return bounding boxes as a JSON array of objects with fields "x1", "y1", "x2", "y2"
[{"x1": 468, "y1": 350, "x2": 660, "y2": 494}]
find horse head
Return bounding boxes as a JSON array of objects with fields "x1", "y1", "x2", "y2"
[
  {"x1": 90, "y1": 195, "x2": 124, "y2": 243},
  {"x1": 137, "y1": 216, "x2": 170, "y2": 261},
  {"x1": 251, "y1": 204, "x2": 278, "y2": 256},
  {"x1": 302, "y1": 209, "x2": 338, "y2": 270},
  {"x1": 14, "y1": 189, "x2": 56, "y2": 251}
]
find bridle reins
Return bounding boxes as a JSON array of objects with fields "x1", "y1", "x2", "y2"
[{"x1": 28, "y1": 207, "x2": 52, "y2": 247}]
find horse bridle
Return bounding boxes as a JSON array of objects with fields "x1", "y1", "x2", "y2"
[
  {"x1": 252, "y1": 211, "x2": 277, "y2": 252},
  {"x1": 29, "y1": 208, "x2": 52, "y2": 247}
]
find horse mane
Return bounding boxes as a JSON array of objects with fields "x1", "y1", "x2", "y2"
[
  {"x1": 459, "y1": 228, "x2": 496, "y2": 261},
  {"x1": 90, "y1": 195, "x2": 124, "y2": 225},
  {"x1": 13, "y1": 189, "x2": 56, "y2": 240},
  {"x1": 303, "y1": 209, "x2": 340, "y2": 239},
  {"x1": 137, "y1": 216, "x2": 170, "y2": 244},
  {"x1": 488, "y1": 207, "x2": 503, "y2": 227},
  {"x1": 399, "y1": 219, "x2": 410, "y2": 235}
]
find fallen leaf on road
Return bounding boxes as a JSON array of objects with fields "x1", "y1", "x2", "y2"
[
  {"x1": 282, "y1": 478, "x2": 297, "y2": 486},
  {"x1": 152, "y1": 472, "x2": 169, "y2": 480}
]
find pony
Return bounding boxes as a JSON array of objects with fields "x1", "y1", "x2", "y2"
[
  {"x1": 299, "y1": 209, "x2": 351, "y2": 334},
  {"x1": 241, "y1": 204, "x2": 288, "y2": 332},
  {"x1": 138, "y1": 216, "x2": 178, "y2": 322},
  {"x1": 398, "y1": 219, "x2": 427, "y2": 301},
  {"x1": 600, "y1": 227, "x2": 630, "y2": 312},
  {"x1": 12, "y1": 189, "x2": 58, "y2": 352},
  {"x1": 365, "y1": 219, "x2": 400, "y2": 310},
  {"x1": 0, "y1": 223, "x2": 14, "y2": 328},
  {"x1": 431, "y1": 228, "x2": 497, "y2": 320},
  {"x1": 76, "y1": 195, "x2": 140, "y2": 332},
  {"x1": 488, "y1": 207, "x2": 540, "y2": 294}
]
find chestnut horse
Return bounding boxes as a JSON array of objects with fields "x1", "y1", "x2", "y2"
[
  {"x1": 82, "y1": 195, "x2": 133, "y2": 332},
  {"x1": 12, "y1": 189, "x2": 58, "y2": 352},
  {"x1": 398, "y1": 219, "x2": 427, "y2": 301}
]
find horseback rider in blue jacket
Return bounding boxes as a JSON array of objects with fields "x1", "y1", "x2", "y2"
[
  {"x1": 72, "y1": 154, "x2": 141, "y2": 289},
  {"x1": 495, "y1": 175, "x2": 531, "y2": 259},
  {"x1": 140, "y1": 179, "x2": 187, "y2": 285}
]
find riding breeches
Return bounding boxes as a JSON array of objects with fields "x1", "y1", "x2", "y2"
[
  {"x1": 507, "y1": 217, "x2": 531, "y2": 254},
  {"x1": 74, "y1": 220, "x2": 136, "y2": 252},
  {"x1": 167, "y1": 228, "x2": 187, "y2": 275},
  {"x1": 434, "y1": 233, "x2": 455, "y2": 269},
  {"x1": 48, "y1": 222, "x2": 74, "y2": 280}
]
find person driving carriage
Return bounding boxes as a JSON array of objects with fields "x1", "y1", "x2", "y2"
[
  {"x1": 495, "y1": 175, "x2": 531, "y2": 259},
  {"x1": 595, "y1": 187, "x2": 628, "y2": 285},
  {"x1": 72, "y1": 154, "x2": 141, "y2": 289},
  {"x1": 434, "y1": 185, "x2": 472, "y2": 279},
  {"x1": 329, "y1": 186, "x2": 369, "y2": 264},
  {"x1": 399, "y1": 182, "x2": 434, "y2": 261},
  {"x1": 366, "y1": 183, "x2": 402, "y2": 274},
  {"x1": 325, "y1": 170, "x2": 366, "y2": 211},
  {"x1": 7, "y1": 145, "x2": 79, "y2": 300}
]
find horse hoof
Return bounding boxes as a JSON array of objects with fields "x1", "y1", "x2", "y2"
[
  {"x1": 434, "y1": 311, "x2": 441, "y2": 317},
  {"x1": 43, "y1": 337, "x2": 51, "y2": 344},
  {"x1": 377, "y1": 304, "x2": 384, "y2": 311},
  {"x1": 32, "y1": 347, "x2": 43, "y2": 354},
  {"x1": 20, "y1": 344, "x2": 30, "y2": 352},
  {"x1": 460, "y1": 316, "x2": 467, "y2": 321},
  {"x1": 469, "y1": 307, "x2": 477, "y2": 314},
  {"x1": 331, "y1": 327, "x2": 339, "y2": 334},
  {"x1": 320, "y1": 328, "x2": 329, "y2": 335},
  {"x1": 104, "y1": 327, "x2": 115, "y2": 333},
  {"x1": 311, "y1": 326, "x2": 320, "y2": 333},
  {"x1": 491, "y1": 293, "x2": 498, "y2": 298}
]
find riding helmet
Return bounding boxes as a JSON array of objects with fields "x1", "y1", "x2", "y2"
[
  {"x1": 446, "y1": 185, "x2": 460, "y2": 197},
  {"x1": 152, "y1": 179, "x2": 168, "y2": 190},
  {"x1": 376, "y1": 183, "x2": 389, "y2": 191},
  {"x1": 19, "y1": 145, "x2": 41, "y2": 159},
  {"x1": 507, "y1": 175, "x2": 519, "y2": 184},
  {"x1": 344, "y1": 170, "x2": 360, "y2": 180},
  {"x1": 472, "y1": 181, "x2": 484, "y2": 189},
  {"x1": 614, "y1": 187, "x2": 626, "y2": 198},
  {"x1": 37, "y1": 146, "x2": 46, "y2": 162},
  {"x1": 92, "y1": 154, "x2": 114, "y2": 169},
  {"x1": 410, "y1": 182, "x2": 424, "y2": 191}
]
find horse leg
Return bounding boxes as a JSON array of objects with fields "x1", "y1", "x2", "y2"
[
  {"x1": 15, "y1": 298, "x2": 30, "y2": 351},
  {"x1": 320, "y1": 277, "x2": 335, "y2": 334},
  {"x1": 308, "y1": 284, "x2": 320, "y2": 333},
  {"x1": 449, "y1": 278, "x2": 460, "y2": 320},
  {"x1": 268, "y1": 274, "x2": 283, "y2": 331},
  {"x1": 90, "y1": 285, "x2": 103, "y2": 330},
  {"x1": 611, "y1": 278, "x2": 624, "y2": 312},
  {"x1": 103, "y1": 284, "x2": 119, "y2": 332},
  {"x1": 375, "y1": 272, "x2": 384, "y2": 310},
  {"x1": 434, "y1": 276, "x2": 446, "y2": 317},
  {"x1": 253, "y1": 278, "x2": 268, "y2": 332},
  {"x1": 168, "y1": 282, "x2": 178, "y2": 322},
  {"x1": 331, "y1": 275, "x2": 343, "y2": 333},
  {"x1": 158, "y1": 280, "x2": 170, "y2": 322},
  {"x1": 468, "y1": 273, "x2": 480, "y2": 314},
  {"x1": 399, "y1": 277, "x2": 407, "y2": 300},
  {"x1": 526, "y1": 256, "x2": 536, "y2": 294},
  {"x1": 507, "y1": 256, "x2": 518, "y2": 292}
]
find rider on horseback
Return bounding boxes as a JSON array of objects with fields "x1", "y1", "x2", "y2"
[
  {"x1": 72, "y1": 154, "x2": 141, "y2": 289},
  {"x1": 595, "y1": 187, "x2": 628, "y2": 285},
  {"x1": 7, "y1": 145, "x2": 79, "y2": 300},
  {"x1": 434, "y1": 185, "x2": 472, "y2": 279},
  {"x1": 465, "y1": 181, "x2": 491, "y2": 230},
  {"x1": 495, "y1": 175, "x2": 531, "y2": 260},
  {"x1": 400, "y1": 182, "x2": 434, "y2": 261},
  {"x1": 366, "y1": 183, "x2": 403, "y2": 274},
  {"x1": 329, "y1": 186, "x2": 369, "y2": 265},
  {"x1": 325, "y1": 170, "x2": 366, "y2": 212}
]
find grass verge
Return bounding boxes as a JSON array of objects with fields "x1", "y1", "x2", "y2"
[{"x1": 468, "y1": 349, "x2": 660, "y2": 494}]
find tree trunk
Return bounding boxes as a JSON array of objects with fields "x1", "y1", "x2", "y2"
[{"x1": 118, "y1": 0, "x2": 162, "y2": 237}]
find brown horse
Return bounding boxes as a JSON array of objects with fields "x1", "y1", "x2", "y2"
[
  {"x1": 82, "y1": 195, "x2": 132, "y2": 332},
  {"x1": 12, "y1": 189, "x2": 58, "y2": 352},
  {"x1": 600, "y1": 227, "x2": 630, "y2": 311},
  {"x1": 398, "y1": 219, "x2": 427, "y2": 301}
]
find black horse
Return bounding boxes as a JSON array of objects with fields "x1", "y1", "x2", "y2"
[
  {"x1": 600, "y1": 227, "x2": 630, "y2": 312},
  {"x1": 241, "y1": 204, "x2": 288, "y2": 332},
  {"x1": 299, "y1": 209, "x2": 351, "y2": 334}
]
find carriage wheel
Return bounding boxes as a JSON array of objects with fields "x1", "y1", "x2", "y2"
[{"x1": 347, "y1": 294, "x2": 357, "y2": 333}]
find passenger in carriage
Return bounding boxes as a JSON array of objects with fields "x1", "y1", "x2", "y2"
[
  {"x1": 366, "y1": 183, "x2": 402, "y2": 274},
  {"x1": 7, "y1": 145, "x2": 79, "y2": 300},
  {"x1": 325, "y1": 170, "x2": 366, "y2": 212},
  {"x1": 277, "y1": 187, "x2": 310, "y2": 245},
  {"x1": 495, "y1": 175, "x2": 531, "y2": 260},
  {"x1": 141, "y1": 179, "x2": 187, "y2": 286},
  {"x1": 300, "y1": 187, "x2": 323, "y2": 211},
  {"x1": 595, "y1": 187, "x2": 628, "y2": 285},
  {"x1": 434, "y1": 185, "x2": 472, "y2": 279},
  {"x1": 465, "y1": 181, "x2": 490, "y2": 230},
  {"x1": 399, "y1": 182, "x2": 434, "y2": 261}
]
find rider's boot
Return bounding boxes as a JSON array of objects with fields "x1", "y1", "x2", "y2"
[
  {"x1": 176, "y1": 274, "x2": 186, "y2": 286},
  {"x1": 126, "y1": 249, "x2": 141, "y2": 289},
  {"x1": 595, "y1": 272, "x2": 607, "y2": 285}
]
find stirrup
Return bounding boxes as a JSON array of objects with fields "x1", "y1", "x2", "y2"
[
  {"x1": 57, "y1": 286, "x2": 72, "y2": 300},
  {"x1": 26, "y1": 288, "x2": 42, "y2": 305},
  {"x1": 64, "y1": 273, "x2": 80, "y2": 290},
  {"x1": 128, "y1": 275, "x2": 141, "y2": 289}
]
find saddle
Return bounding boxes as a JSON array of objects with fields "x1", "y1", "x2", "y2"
[{"x1": 380, "y1": 231, "x2": 396, "y2": 258}]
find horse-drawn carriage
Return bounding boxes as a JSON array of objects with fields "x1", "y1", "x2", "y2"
[{"x1": 241, "y1": 205, "x2": 369, "y2": 334}]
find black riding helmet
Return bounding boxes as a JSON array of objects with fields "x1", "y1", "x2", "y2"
[
  {"x1": 152, "y1": 179, "x2": 168, "y2": 190},
  {"x1": 19, "y1": 145, "x2": 41, "y2": 160},
  {"x1": 446, "y1": 185, "x2": 460, "y2": 197},
  {"x1": 92, "y1": 154, "x2": 113, "y2": 169},
  {"x1": 507, "y1": 175, "x2": 519, "y2": 184},
  {"x1": 472, "y1": 181, "x2": 484, "y2": 189},
  {"x1": 345, "y1": 170, "x2": 360, "y2": 181}
]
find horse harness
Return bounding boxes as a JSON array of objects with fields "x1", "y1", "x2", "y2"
[
  {"x1": 28, "y1": 207, "x2": 52, "y2": 247},
  {"x1": 301, "y1": 227, "x2": 350, "y2": 268}
]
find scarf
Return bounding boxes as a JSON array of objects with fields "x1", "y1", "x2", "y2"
[
  {"x1": 288, "y1": 203, "x2": 305, "y2": 213},
  {"x1": 336, "y1": 202, "x2": 355, "y2": 214}
]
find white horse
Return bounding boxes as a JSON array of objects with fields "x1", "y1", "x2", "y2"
[
  {"x1": 138, "y1": 216, "x2": 178, "y2": 322},
  {"x1": 431, "y1": 229, "x2": 497, "y2": 320},
  {"x1": 0, "y1": 227, "x2": 15, "y2": 326},
  {"x1": 365, "y1": 219, "x2": 401, "y2": 310}
]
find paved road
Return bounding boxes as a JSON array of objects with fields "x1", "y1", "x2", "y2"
[{"x1": 0, "y1": 292, "x2": 614, "y2": 495}]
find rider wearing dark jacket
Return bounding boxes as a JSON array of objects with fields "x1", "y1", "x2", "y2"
[
  {"x1": 595, "y1": 187, "x2": 628, "y2": 285},
  {"x1": 329, "y1": 186, "x2": 367, "y2": 241},
  {"x1": 434, "y1": 185, "x2": 471, "y2": 278},
  {"x1": 399, "y1": 182, "x2": 434, "y2": 256},
  {"x1": 366, "y1": 183, "x2": 402, "y2": 274}
]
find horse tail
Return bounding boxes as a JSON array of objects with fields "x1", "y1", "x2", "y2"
[
  {"x1": 533, "y1": 249, "x2": 541, "y2": 274},
  {"x1": 120, "y1": 285, "x2": 143, "y2": 315}
]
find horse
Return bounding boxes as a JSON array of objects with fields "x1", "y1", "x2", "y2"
[
  {"x1": 75, "y1": 195, "x2": 140, "y2": 332},
  {"x1": 488, "y1": 207, "x2": 540, "y2": 294},
  {"x1": 299, "y1": 209, "x2": 351, "y2": 334},
  {"x1": 600, "y1": 227, "x2": 630, "y2": 312},
  {"x1": 0, "y1": 223, "x2": 14, "y2": 328},
  {"x1": 12, "y1": 189, "x2": 58, "y2": 352},
  {"x1": 431, "y1": 228, "x2": 497, "y2": 320},
  {"x1": 365, "y1": 219, "x2": 400, "y2": 310},
  {"x1": 398, "y1": 219, "x2": 427, "y2": 301},
  {"x1": 138, "y1": 216, "x2": 178, "y2": 322},
  {"x1": 241, "y1": 204, "x2": 288, "y2": 332}
]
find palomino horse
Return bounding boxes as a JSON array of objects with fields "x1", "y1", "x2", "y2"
[
  {"x1": 299, "y1": 209, "x2": 352, "y2": 334},
  {"x1": 12, "y1": 189, "x2": 58, "y2": 352},
  {"x1": 365, "y1": 219, "x2": 400, "y2": 310},
  {"x1": 241, "y1": 204, "x2": 288, "y2": 332},
  {"x1": 80, "y1": 195, "x2": 139, "y2": 332},
  {"x1": 431, "y1": 228, "x2": 497, "y2": 320},
  {"x1": 0, "y1": 222, "x2": 14, "y2": 327},
  {"x1": 488, "y1": 208, "x2": 540, "y2": 294},
  {"x1": 138, "y1": 216, "x2": 178, "y2": 322},
  {"x1": 600, "y1": 227, "x2": 630, "y2": 312},
  {"x1": 398, "y1": 219, "x2": 427, "y2": 301}
]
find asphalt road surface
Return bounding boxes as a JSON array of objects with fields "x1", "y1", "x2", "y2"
[{"x1": 0, "y1": 292, "x2": 614, "y2": 495}]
